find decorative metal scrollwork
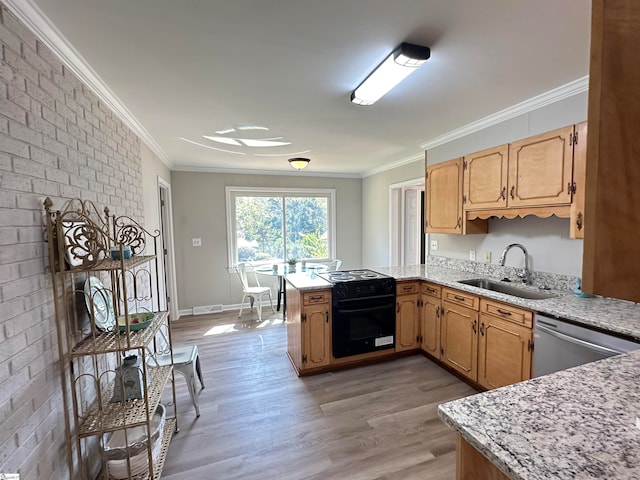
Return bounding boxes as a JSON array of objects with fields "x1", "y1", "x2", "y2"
[{"x1": 117, "y1": 224, "x2": 146, "y2": 255}]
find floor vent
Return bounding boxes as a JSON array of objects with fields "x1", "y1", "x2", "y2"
[{"x1": 193, "y1": 304, "x2": 223, "y2": 315}]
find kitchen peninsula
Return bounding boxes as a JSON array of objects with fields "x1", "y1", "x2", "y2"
[{"x1": 285, "y1": 262, "x2": 640, "y2": 479}]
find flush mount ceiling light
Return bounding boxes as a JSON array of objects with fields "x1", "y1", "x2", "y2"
[
  {"x1": 351, "y1": 42, "x2": 431, "y2": 106},
  {"x1": 288, "y1": 157, "x2": 310, "y2": 170}
]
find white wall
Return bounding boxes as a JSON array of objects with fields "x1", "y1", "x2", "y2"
[
  {"x1": 362, "y1": 91, "x2": 588, "y2": 276},
  {"x1": 170, "y1": 171, "x2": 362, "y2": 312}
]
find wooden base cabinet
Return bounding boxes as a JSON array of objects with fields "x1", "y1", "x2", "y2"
[
  {"x1": 286, "y1": 285, "x2": 331, "y2": 374},
  {"x1": 440, "y1": 289, "x2": 480, "y2": 382},
  {"x1": 477, "y1": 299, "x2": 533, "y2": 389},
  {"x1": 396, "y1": 281, "x2": 421, "y2": 352},
  {"x1": 420, "y1": 283, "x2": 442, "y2": 357},
  {"x1": 456, "y1": 436, "x2": 509, "y2": 480}
]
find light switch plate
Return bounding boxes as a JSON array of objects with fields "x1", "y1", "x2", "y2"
[
  {"x1": 484, "y1": 251, "x2": 491, "y2": 263},
  {"x1": 469, "y1": 250, "x2": 476, "y2": 261}
]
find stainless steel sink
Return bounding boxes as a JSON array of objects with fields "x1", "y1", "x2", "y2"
[{"x1": 457, "y1": 278, "x2": 557, "y2": 300}]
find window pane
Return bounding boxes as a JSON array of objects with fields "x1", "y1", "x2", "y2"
[
  {"x1": 235, "y1": 196, "x2": 283, "y2": 262},
  {"x1": 285, "y1": 197, "x2": 328, "y2": 260}
]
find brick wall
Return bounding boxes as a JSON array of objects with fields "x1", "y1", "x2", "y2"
[{"x1": 0, "y1": 3, "x2": 145, "y2": 478}]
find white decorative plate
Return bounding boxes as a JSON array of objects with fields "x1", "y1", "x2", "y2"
[{"x1": 84, "y1": 276, "x2": 115, "y2": 331}]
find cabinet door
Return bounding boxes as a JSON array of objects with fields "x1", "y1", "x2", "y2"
[
  {"x1": 426, "y1": 158, "x2": 463, "y2": 233},
  {"x1": 420, "y1": 294, "x2": 441, "y2": 357},
  {"x1": 507, "y1": 125, "x2": 574, "y2": 207},
  {"x1": 396, "y1": 293, "x2": 420, "y2": 352},
  {"x1": 463, "y1": 144, "x2": 509, "y2": 210},
  {"x1": 570, "y1": 121, "x2": 587, "y2": 239},
  {"x1": 302, "y1": 304, "x2": 330, "y2": 369},
  {"x1": 478, "y1": 314, "x2": 532, "y2": 389},
  {"x1": 440, "y1": 301, "x2": 478, "y2": 381}
]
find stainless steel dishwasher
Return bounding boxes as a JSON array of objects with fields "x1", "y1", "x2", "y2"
[{"x1": 533, "y1": 314, "x2": 640, "y2": 377}]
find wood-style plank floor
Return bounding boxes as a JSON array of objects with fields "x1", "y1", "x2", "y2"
[{"x1": 161, "y1": 309, "x2": 477, "y2": 480}]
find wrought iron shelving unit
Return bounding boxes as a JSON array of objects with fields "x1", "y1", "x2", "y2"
[{"x1": 44, "y1": 197, "x2": 178, "y2": 480}]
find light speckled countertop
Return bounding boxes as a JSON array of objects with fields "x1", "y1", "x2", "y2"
[
  {"x1": 374, "y1": 265, "x2": 640, "y2": 341},
  {"x1": 288, "y1": 264, "x2": 640, "y2": 478},
  {"x1": 289, "y1": 264, "x2": 640, "y2": 341},
  {"x1": 438, "y1": 350, "x2": 640, "y2": 479}
]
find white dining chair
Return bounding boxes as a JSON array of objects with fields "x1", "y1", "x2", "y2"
[
  {"x1": 235, "y1": 262, "x2": 275, "y2": 321},
  {"x1": 328, "y1": 259, "x2": 342, "y2": 271}
]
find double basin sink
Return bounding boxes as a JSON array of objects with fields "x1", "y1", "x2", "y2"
[{"x1": 457, "y1": 278, "x2": 557, "y2": 300}]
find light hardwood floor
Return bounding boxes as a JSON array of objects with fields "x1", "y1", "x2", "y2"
[{"x1": 161, "y1": 309, "x2": 476, "y2": 480}]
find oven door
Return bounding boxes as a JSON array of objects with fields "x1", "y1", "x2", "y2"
[{"x1": 332, "y1": 295, "x2": 396, "y2": 358}]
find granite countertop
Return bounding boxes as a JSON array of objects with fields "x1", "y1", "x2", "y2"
[
  {"x1": 438, "y1": 350, "x2": 640, "y2": 480},
  {"x1": 373, "y1": 264, "x2": 640, "y2": 342},
  {"x1": 285, "y1": 264, "x2": 640, "y2": 341}
]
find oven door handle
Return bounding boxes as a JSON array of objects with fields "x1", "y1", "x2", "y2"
[
  {"x1": 536, "y1": 324, "x2": 622, "y2": 357},
  {"x1": 336, "y1": 303, "x2": 394, "y2": 315}
]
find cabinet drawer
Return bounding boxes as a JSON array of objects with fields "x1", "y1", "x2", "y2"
[
  {"x1": 480, "y1": 299, "x2": 533, "y2": 328},
  {"x1": 442, "y1": 288, "x2": 479, "y2": 310},
  {"x1": 303, "y1": 291, "x2": 330, "y2": 305},
  {"x1": 397, "y1": 281, "x2": 420, "y2": 295},
  {"x1": 421, "y1": 282, "x2": 441, "y2": 298}
]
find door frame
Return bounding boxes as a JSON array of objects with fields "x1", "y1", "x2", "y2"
[
  {"x1": 389, "y1": 177, "x2": 425, "y2": 266},
  {"x1": 158, "y1": 177, "x2": 179, "y2": 320}
]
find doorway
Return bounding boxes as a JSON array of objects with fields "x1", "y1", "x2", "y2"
[
  {"x1": 158, "y1": 178, "x2": 179, "y2": 320},
  {"x1": 390, "y1": 179, "x2": 426, "y2": 266}
]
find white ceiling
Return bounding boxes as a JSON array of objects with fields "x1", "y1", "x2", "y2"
[{"x1": 23, "y1": 0, "x2": 591, "y2": 177}]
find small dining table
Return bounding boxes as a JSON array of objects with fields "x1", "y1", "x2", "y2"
[{"x1": 254, "y1": 262, "x2": 329, "y2": 313}]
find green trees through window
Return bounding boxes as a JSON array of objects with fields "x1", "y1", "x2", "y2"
[{"x1": 234, "y1": 193, "x2": 330, "y2": 263}]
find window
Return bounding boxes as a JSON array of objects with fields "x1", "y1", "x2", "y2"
[{"x1": 226, "y1": 187, "x2": 336, "y2": 267}]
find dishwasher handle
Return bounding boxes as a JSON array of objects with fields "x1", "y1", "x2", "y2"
[{"x1": 536, "y1": 323, "x2": 623, "y2": 357}]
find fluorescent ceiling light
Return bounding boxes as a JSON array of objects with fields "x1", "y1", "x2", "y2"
[{"x1": 351, "y1": 42, "x2": 430, "y2": 106}]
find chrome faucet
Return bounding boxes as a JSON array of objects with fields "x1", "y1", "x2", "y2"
[{"x1": 499, "y1": 243, "x2": 532, "y2": 285}]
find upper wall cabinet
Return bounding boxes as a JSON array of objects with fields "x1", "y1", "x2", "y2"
[
  {"x1": 463, "y1": 144, "x2": 509, "y2": 210},
  {"x1": 425, "y1": 158, "x2": 487, "y2": 234},
  {"x1": 570, "y1": 122, "x2": 588, "y2": 239},
  {"x1": 458, "y1": 123, "x2": 587, "y2": 238},
  {"x1": 507, "y1": 125, "x2": 574, "y2": 208},
  {"x1": 426, "y1": 158, "x2": 463, "y2": 234}
]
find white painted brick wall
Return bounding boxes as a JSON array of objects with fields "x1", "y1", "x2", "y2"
[{"x1": 0, "y1": 2, "x2": 145, "y2": 478}]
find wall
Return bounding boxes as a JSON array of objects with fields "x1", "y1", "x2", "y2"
[
  {"x1": 362, "y1": 162, "x2": 424, "y2": 267},
  {"x1": 0, "y1": 4, "x2": 167, "y2": 478},
  {"x1": 170, "y1": 171, "x2": 361, "y2": 312},
  {"x1": 362, "y1": 92, "x2": 588, "y2": 277}
]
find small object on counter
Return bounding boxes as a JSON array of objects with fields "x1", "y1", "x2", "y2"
[
  {"x1": 574, "y1": 278, "x2": 594, "y2": 298},
  {"x1": 110, "y1": 245, "x2": 131, "y2": 260}
]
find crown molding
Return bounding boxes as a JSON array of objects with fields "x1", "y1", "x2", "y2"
[
  {"x1": 171, "y1": 165, "x2": 362, "y2": 179},
  {"x1": 420, "y1": 76, "x2": 589, "y2": 151},
  {"x1": 362, "y1": 76, "x2": 589, "y2": 178},
  {"x1": 4, "y1": 0, "x2": 172, "y2": 168},
  {"x1": 362, "y1": 152, "x2": 425, "y2": 178}
]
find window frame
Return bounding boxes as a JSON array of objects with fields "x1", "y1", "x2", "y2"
[{"x1": 225, "y1": 186, "x2": 336, "y2": 268}]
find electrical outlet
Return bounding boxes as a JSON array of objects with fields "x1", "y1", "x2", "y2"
[
  {"x1": 430, "y1": 240, "x2": 438, "y2": 251},
  {"x1": 484, "y1": 251, "x2": 492, "y2": 263},
  {"x1": 469, "y1": 250, "x2": 476, "y2": 261},
  {"x1": 192, "y1": 238, "x2": 202, "y2": 247}
]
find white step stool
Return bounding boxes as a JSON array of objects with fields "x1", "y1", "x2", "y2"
[{"x1": 150, "y1": 345, "x2": 204, "y2": 417}]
